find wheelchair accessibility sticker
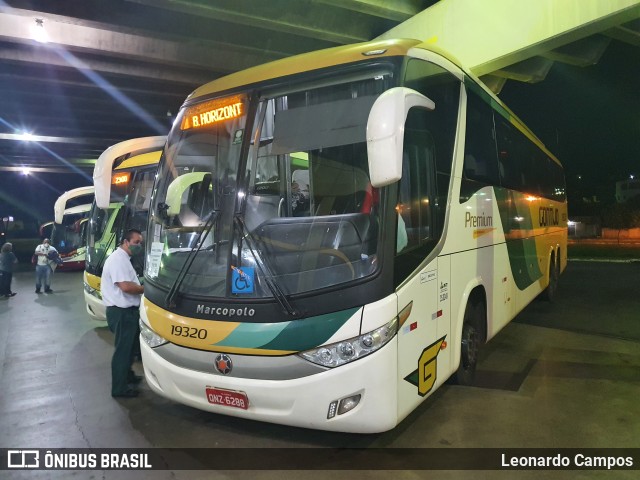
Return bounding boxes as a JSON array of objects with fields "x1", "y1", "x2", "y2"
[{"x1": 231, "y1": 266, "x2": 255, "y2": 294}]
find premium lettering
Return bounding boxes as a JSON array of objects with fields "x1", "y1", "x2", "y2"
[{"x1": 465, "y1": 212, "x2": 493, "y2": 228}]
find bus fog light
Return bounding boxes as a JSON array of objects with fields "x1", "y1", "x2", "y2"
[
  {"x1": 139, "y1": 319, "x2": 168, "y2": 348},
  {"x1": 327, "y1": 394, "x2": 361, "y2": 419},
  {"x1": 327, "y1": 400, "x2": 338, "y2": 419},
  {"x1": 338, "y1": 394, "x2": 361, "y2": 415}
]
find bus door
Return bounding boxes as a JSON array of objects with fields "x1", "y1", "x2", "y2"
[{"x1": 394, "y1": 107, "x2": 449, "y2": 419}]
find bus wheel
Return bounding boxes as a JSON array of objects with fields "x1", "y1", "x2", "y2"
[
  {"x1": 453, "y1": 300, "x2": 484, "y2": 386},
  {"x1": 541, "y1": 255, "x2": 558, "y2": 302}
]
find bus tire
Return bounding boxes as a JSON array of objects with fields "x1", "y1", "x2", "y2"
[
  {"x1": 452, "y1": 299, "x2": 484, "y2": 386},
  {"x1": 541, "y1": 253, "x2": 558, "y2": 302}
]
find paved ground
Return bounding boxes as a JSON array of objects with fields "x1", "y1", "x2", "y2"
[{"x1": 0, "y1": 262, "x2": 638, "y2": 479}]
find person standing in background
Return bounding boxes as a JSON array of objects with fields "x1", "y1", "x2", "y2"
[
  {"x1": 0, "y1": 242, "x2": 18, "y2": 297},
  {"x1": 34, "y1": 238, "x2": 57, "y2": 293}
]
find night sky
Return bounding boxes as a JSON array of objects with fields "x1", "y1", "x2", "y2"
[
  {"x1": 1, "y1": 40, "x2": 638, "y2": 233},
  {"x1": 499, "y1": 40, "x2": 640, "y2": 203}
]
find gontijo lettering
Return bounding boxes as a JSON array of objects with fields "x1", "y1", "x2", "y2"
[
  {"x1": 181, "y1": 95, "x2": 245, "y2": 130},
  {"x1": 539, "y1": 207, "x2": 559, "y2": 226}
]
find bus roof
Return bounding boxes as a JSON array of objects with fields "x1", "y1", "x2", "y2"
[
  {"x1": 94, "y1": 136, "x2": 166, "y2": 209},
  {"x1": 63, "y1": 203, "x2": 92, "y2": 216},
  {"x1": 54, "y1": 186, "x2": 95, "y2": 224},
  {"x1": 189, "y1": 38, "x2": 422, "y2": 101}
]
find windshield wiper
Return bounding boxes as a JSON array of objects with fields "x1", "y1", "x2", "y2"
[
  {"x1": 165, "y1": 209, "x2": 219, "y2": 308},
  {"x1": 94, "y1": 232, "x2": 116, "y2": 273},
  {"x1": 234, "y1": 215, "x2": 298, "y2": 317},
  {"x1": 95, "y1": 203, "x2": 129, "y2": 273}
]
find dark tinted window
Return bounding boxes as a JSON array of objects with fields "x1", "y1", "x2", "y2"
[{"x1": 461, "y1": 91, "x2": 500, "y2": 201}]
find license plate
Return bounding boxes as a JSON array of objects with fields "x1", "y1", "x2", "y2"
[{"x1": 205, "y1": 387, "x2": 249, "y2": 410}]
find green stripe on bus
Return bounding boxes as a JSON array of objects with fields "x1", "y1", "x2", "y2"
[
  {"x1": 495, "y1": 187, "x2": 542, "y2": 290},
  {"x1": 210, "y1": 307, "x2": 360, "y2": 352}
]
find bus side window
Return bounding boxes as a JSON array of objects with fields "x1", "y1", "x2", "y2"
[
  {"x1": 460, "y1": 90, "x2": 500, "y2": 202},
  {"x1": 495, "y1": 117, "x2": 523, "y2": 192},
  {"x1": 403, "y1": 58, "x2": 459, "y2": 246}
]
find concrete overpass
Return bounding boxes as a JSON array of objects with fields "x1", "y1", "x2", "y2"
[
  {"x1": 0, "y1": 0, "x2": 638, "y2": 172},
  {"x1": 378, "y1": 0, "x2": 640, "y2": 92}
]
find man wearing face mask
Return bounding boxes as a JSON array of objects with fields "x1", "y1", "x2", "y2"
[
  {"x1": 101, "y1": 229, "x2": 145, "y2": 398},
  {"x1": 34, "y1": 238, "x2": 58, "y2": 293}
]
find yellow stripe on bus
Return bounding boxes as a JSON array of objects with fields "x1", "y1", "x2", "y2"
[
  {"x1": 116, "y1": 150, "x2": 162, "y2": 170},
  {"x1": 143, "y1": 298, "x2": 296, "y2": 355}
]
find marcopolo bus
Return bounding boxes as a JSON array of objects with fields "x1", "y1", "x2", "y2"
[
  {"x1": 84, "y1": 137, "x2": 166, "y2": 321},
  {"x1": 138, "y1": 38, "x2": 567, "y2": 433},
  {"x1": 51, "y1": 186, "x2": 95, "y2": 271}
]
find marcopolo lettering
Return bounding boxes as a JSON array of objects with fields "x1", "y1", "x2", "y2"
[
  {"x1": 539, "y1": 207, "x2": 559, "y2": 226},
  {"x1": 196, "y1": 304, "x2": 256, "y2": 317}
]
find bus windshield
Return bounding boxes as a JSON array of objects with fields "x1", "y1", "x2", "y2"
[
  {"x1": 147, "y1": 70, "x2": 393, "y2": 301},
  {"x1": 85, "y1": 203, "x2": 122, "y2": 276},
  {"x1": 86, "y1": 165, "x2": 156, "y2": 276},
  {"x1": 51, "y1": 212, "x2": 89, "y2": 255}
]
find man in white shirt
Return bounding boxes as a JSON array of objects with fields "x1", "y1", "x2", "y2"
[
  {"x1": 102, "y1": 229, "x2": 145, "y2": 398},
  {"x1": 34, "y1": 238, "x2": 58, "y2": 293}
]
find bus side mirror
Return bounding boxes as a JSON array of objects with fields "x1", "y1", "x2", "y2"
[
  {"x1": 366, "y1": 87, "x2": 435, "y2": 188},
  {"x1": 165, "y1": 171, "x2": 208, "y2": 216}
]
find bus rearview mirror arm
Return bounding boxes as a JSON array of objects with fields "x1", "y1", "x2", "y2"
[{"x1": 366, "y1": 87, "x2": 435, "y2": 188}]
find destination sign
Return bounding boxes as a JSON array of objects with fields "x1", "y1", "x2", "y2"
[
  {"x1": 181, "y1": 95, "x2": 245, "y2": 130},
  {"x1": 112, "y1": 172, "x2": 130, "y2": 185}
]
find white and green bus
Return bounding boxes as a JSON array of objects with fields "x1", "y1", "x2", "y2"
[
  {"x1": 139, "y1": 38, "x2": 567, "y2": 433},
  {"x1": 84, "y1": 136, "x2": 165, "y2": 321}
]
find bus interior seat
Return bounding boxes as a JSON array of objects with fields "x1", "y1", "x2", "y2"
[
  {"x1": 312, "y1": 157, "x2": 371, "y2": 216},
  {"x1": 244, "y1": 193, "x2": 281, "y2": 232}
]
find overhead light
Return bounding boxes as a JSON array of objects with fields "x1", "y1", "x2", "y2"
[
  {"x1": 32, "y1": 18, "x2": 49, "y2": 44},
  {"x1": 17, "y1": 132, "x2": 34, "y2": 141},
  {"x1": 22, "y1": 167, "x2": 32, "y2": 175}
]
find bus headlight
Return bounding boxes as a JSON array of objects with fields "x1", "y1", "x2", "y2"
[
  {"x1": 83, "y1": 282, "x2": 102, "y2": 299},
  {"x1": 139, "y1": 319, "x2": 168, "y2": 348},
  {"x1": 298, "y1": 317, "x2": 398, "y2": 368}
]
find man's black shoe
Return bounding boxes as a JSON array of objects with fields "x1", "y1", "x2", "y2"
[
  {"x1": 45, "y1": 289, "x2": 53, "y2": 293},
  {"x1": 35, "y1": 289, "x2": 41, "y2": 293},
  {"x1": 112, "y1": 388, "x2": 139, "y2": 398},
  {"x1": 8, "y1": 292, "x2": 17, "y2": 297}
]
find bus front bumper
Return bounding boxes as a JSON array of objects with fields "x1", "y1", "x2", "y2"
[
  {"x1": 140, "y1": 339, "x2": 399, "y2": 433},
  {"x1": 84, "y1": 289, "x2": 106, "y2": 321}
]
